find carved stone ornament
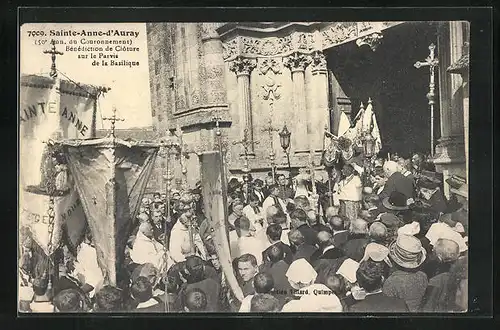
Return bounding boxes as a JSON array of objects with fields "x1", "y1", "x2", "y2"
[
  {"x1": 355, "y1": 32, "x2": 384, "y2": 51},
  {"x1": 222, "y1": 38, "x2": 238, "y2": 60},
  {"x1": 261, "y1": 75, "x2": 281, "y2": 103},
  {"x1": 283, "y1": 52, "x2": 312, "y2": 72},
  {"x1": 310, "y1": 51, "x2": 327, "y2": 72},
  {"x1": 229, "y1": 56, "x2": 257, "y2": 76},
  {"x1": 258, "y1": 58, "x2": 281, "y2": 75},
  {"x1": 220, "y1": 22, "x2": 404, "y2": 61},
  {"x1": 321, "y1": 22, "x2": 358, "y2": 49}
]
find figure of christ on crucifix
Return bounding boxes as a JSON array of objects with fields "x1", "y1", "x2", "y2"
[
  {"x1": 232, "y1": 128, "x2": 259, "y2": 203},
  {"x1": 261, "y1": 118, "x2": 280, "y2": 183},
  {"x1": 43, "y1": 40, "x2": 63, "y2": 78},
  {"x1": 414, "y1": 43, "x2": 439, "y2": 157}
]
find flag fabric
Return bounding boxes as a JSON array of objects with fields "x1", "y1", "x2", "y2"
[
  {"x1": 199, "y1": 152, "x2": 244, "y2": 302},
  {"x1": 19, "y1": 74, "x2": 97, "y2": 256},
  {"x1": 20, "y1": 76, "x2": 65, "y2": 256},
  {"x1": 337, "y1": 111, "x2": 351, "y2": 137},
  {"x1": 61, "y1": 138, "x2": 159, "y2": 285}
]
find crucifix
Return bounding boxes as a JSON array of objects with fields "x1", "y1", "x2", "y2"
[
  {"x1": 102, "y1": 106, "x2": 125, "y2": 139},
  {"x1": 261, "y1": 118, "x2": 280, "y2": 182},
  {"x1": 43, "y1": 40, "x2": 64, "y2": 78},
  {"x1": 414, "y1": 43, "x2": 439, "y2": 157},
  {"x1": 233, "y1": 128, "x2": 259, "y2": 202}
]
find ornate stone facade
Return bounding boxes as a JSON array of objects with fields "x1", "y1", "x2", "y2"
[{"x1": 146, "y1": 21, "x2": 468, "y2": 198}]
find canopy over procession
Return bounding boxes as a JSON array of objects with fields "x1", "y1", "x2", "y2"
[{"x1": 19, "y1": 21, "x2": 469, "y2": 313}]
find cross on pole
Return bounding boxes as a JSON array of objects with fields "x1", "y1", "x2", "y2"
[
  {"x1": 102, "y1": 106, "x2": 125, "y2": 138},
  {"x1": 414, "y1": 43, "x2": 439, "y2": 157},
  {"x1": 43, "y1": 40, "x2": 64, "y2": 78},
  {"x1": 261, "y1": 118, "x2": 280, "y2": 182},
  {"x1": 233, "y1": 128, "x2": 259, "y2": 170}
]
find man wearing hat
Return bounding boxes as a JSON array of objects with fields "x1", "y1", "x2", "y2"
[
  {"x1": 378, "y1": 161, "x2": 415, "y2": 202},
  {"x1": 383, "y1": 234, "x2": 429, "y2": 312}
]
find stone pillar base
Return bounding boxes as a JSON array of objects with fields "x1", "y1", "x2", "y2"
[{"x1": 433, "y1": 135, "x2": 466, "y2": 198}]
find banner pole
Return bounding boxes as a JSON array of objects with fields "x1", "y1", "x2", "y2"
[{"x1": 163, "y1": 148, "x2": 171, "y2": 313}]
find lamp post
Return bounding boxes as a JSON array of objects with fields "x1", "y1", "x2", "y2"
[{"x1": 279, "y1": 124, "x2": 292, "y2": 172}]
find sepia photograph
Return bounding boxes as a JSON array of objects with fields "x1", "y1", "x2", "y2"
[{"x1": 18, "y1": 19, "x2": 470, "y2": 314}]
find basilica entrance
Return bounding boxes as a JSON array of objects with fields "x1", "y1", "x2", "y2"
[{"x1": 326, "y1": 21, "x2": 441, "y2": 158}]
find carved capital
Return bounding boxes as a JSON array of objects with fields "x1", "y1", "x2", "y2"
[
  {"x1": 229, "y1": 56, "x2": 257, "y2": 76},
  {"x1": 258, "y1": 58, "x2": 281, "y2": 75},
  {"x1": 355, "y1": 32, "x2": 384, "y2": 51},
  {"x1": 309, "y1": 51, "x2": 327, "y2": 73},
  {"x1": 283, "y1": 52, "x2": 312, "y2": 73}
]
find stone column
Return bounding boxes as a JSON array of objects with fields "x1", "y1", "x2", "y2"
[
  {"x1": 200, "y1": 23, "x2": 227, "y2": 105},
  {"x1": 434, "y1": 21, "x2": 467, "y2": 198},
  {"x1": 284, "y1": 52, "x2": 311, "y2": 154},
  {"x1": 229, "y1": 56, "x2": 257, "y2": 153},
  {"x1": 310, "y1": 51, "x2": 329, "y2": 153}
]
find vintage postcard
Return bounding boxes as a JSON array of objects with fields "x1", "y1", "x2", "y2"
[{"x1": 18, "y1": 19, "x2": 469, "y2": 314}]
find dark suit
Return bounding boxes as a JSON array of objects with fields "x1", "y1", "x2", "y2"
[
  {"x1": 332, "y1": 230, "x2": 349, "y2": 248},
  {"x1": 262, "y1": 241, "x2": 293, "y2": 264},
  {"x1": 349, "y1": 292, "x2": 409, "y2": 312},
  {"x1": 179, "y1": 278, "x2": 221, "y2": 312},
  {"x1": 310, "y1": 223, "x2": 332, "y2": 234},
  {"x1": 379, "y1": 172, "x2": 415, "y2": 201},
  {"x1": 310, "y1": 245, "x2": 344, "y2": 264},
  {"x1": 291, "y1": 243, "x2": 317, "y2": 263},
  {"x1": 297, "y1": 224, "x2": 319, "y2": 246},
  {"x1": 261, "y1": 260, "x2": 292, "y2": 292},
  {"x1": 134, "y1": 297, "x2": 166, "y2": 312},
  {"x1": 341, "y1": 234, "x2": 370, "y2": 262}
]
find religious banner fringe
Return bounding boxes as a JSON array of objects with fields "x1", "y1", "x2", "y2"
[
  {"x1": 199, "y1": 151, "x2": 244, "y2": 302},
  {"x1": 60, "y1": 138, "x2": 159, "y2": 286}
]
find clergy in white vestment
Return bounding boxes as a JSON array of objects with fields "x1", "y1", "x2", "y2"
[
  {"x1": 335, "y1": 163, "x2": 363, "y2": 222},
  {"x1": 130, "y1": 222, "x2": 166, "y2": 271},
  {"x1": 262, "y1": 184, "x2": 288, "y2": 224},
  {"x1": 168, "y1": 209, "x2": 207, "y2": 263},
  {"x1": 243, "y1": 193, "x2": 265, "y2": 232},
  {"x1": 234, "y1": 216, "x2": 265, "y2": 266},
  {"x1": 74, "y1": 240, "x2": 104, "y2": 298}
]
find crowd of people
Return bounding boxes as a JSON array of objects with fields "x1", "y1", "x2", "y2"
[{"x1": 18, "y1": 152, "x2": 469, "y2": 313}]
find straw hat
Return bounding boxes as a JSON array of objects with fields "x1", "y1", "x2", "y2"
[{"x1": 388, "y1": 234, "x2": 427, "y2": 269}]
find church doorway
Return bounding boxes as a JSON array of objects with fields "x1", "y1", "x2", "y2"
[{"x1": 326, "y1": 22, "x2": 441, "y2": 158}]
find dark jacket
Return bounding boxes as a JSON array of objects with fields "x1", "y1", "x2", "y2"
[
  {"x1": 310, "y1": 223, "x2": 333, "y2": 234},
  {"x1": 341, "y1": 234, "x2": 370, "y2": 262},
  {"x1": 310, "y1": 245, "x2": 344, "y2": 264},
  {"x1": 291, "y1": 243, "x2": 317, "y2": 264},
  {"x1": 379, "y1": 172, "x2": 415, "y2": 201},
  {"x1": 133, "y1": 296, "x2": 166, "y2": 312},
  {"x1": 260, "y1": 260, "x2": 293, "y2": 293},
  {"x1": 349, "y1": 292, "x2": 409, "y2": 312},
  {"x1": 178, "y1": 278, "x2": 221, "y2": 312},
  {"x1": 332, "y1": 230, "x2": 350, "y2": 248},
  {"x1": 297, "y1": 224, "x2": 319, "y2": 246},
  {"x1": 262, "y1": 241, "x2": 293, "y2": 265}
]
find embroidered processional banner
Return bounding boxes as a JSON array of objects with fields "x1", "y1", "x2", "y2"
[
  {"x1": 199, "y1": 152, "x2": 244, "y2": 302},
  {"x1": 19, "y1": 74, "x2": 95, "y2": 255},
  {"x1": 61, "y1": 138, "x2": 159, "y2": 285}
]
